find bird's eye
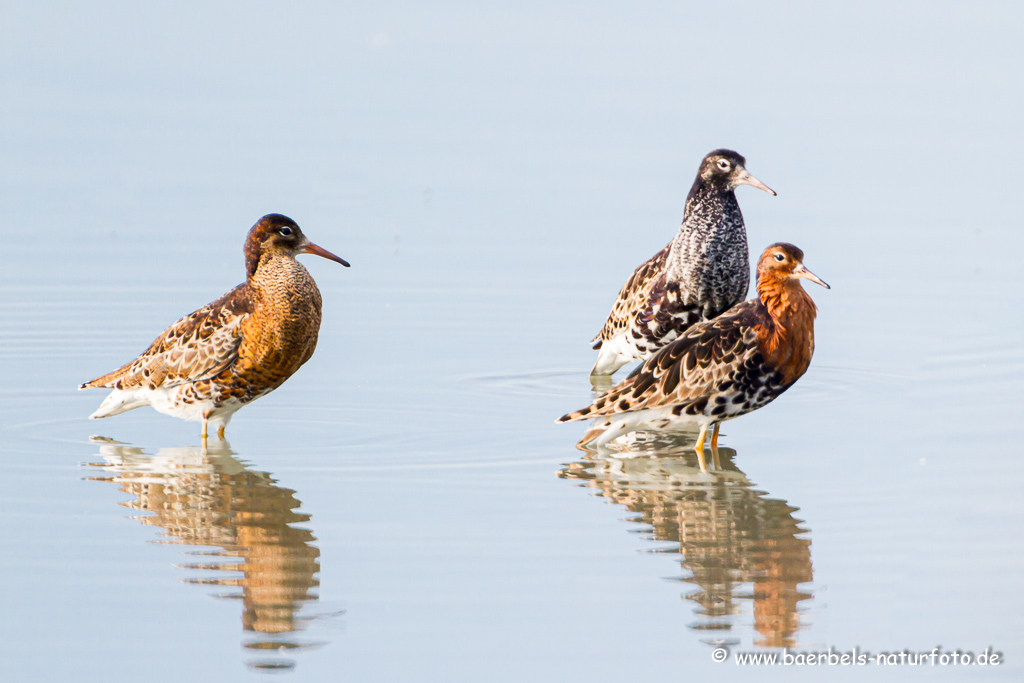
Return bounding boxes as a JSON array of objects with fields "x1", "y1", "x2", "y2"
[
  {"x1": 279, "y1": 227, "x2": 293, "y2": 236},
  {"x1": 774, "y1": 253, "x2": 786, "y2": 262},
  {"x1": 717, "y1": 159, "x2": 731, "y2": 171}
]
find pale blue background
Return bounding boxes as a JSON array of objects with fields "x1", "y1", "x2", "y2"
[{"x1": 2, "y1": 2, "x2": 1022, "y2": 681}]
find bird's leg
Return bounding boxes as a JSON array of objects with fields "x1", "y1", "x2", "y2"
[
  {"x1": 710, "y1": 423, "x2": 722, "y2": 470},
  {"x1": 217, "y1": 425, "x2": 226, "y2": 441},
  {"x1": 201, "y1": 414, "x2": 209, "y2": 445},
  {"x1": 694, "y1": 423, "x2": 709, "y2": 472}
]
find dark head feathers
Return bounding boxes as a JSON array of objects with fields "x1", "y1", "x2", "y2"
[
  {"x1": 687, "y1": 149, "x2": 747, "y2": 202},
  {"x1": 686, "y1": 149, "x2": 776, "y2": 203},
  {"x1": 244, "y1": 214, "x2": 303, "y2": 278},
  {"x1": 704, "y1": 148, "x2": 746, "y2": 166}
]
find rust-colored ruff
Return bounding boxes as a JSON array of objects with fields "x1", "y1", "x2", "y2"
[{"x1": 753, "y1": 268, "x2": 818, "y2": 386}]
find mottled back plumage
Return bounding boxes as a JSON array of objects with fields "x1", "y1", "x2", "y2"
[
  {"x1": 563, "y1": 243, "x2": 828, "y2": 458},
  {"x1": 590, "y1": 149, "x2": 775, "y2": 377},
  {"x1": 580, "y1": 300, "x2": 772, "y2": 421},
  {"x1": 80, "y1": 213, "x2": 349, "y2": 439},
  {"x1": 81, "y1": 287, "x2": 250, "y2": 392}
]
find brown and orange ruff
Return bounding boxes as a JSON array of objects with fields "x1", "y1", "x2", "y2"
[
  {"x1": 753, "y1": 258, "x2": 818, "y2": 386},
  {"x1": 80, "y1": 214, "x2": 348, "y2": 440}
]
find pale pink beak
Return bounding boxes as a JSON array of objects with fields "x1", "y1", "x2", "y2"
[
  {"x1": 793, "y1": 263, "x2": 829, "y2": 289},
  {"x1": 735, "y1": 168, "x2": 777, "y2": 196},
  {"x1": 300, "y1": 241, "x2": 350, "y2": 267}
]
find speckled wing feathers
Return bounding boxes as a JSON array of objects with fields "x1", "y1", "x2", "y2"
[
  {"x1": 80, "y1": 285, "x2": 251, "y2": 391},
  {"x1": 565, "y1": 300, "x2": 764, "y2": 421},
  {"x1": 592, "y1": 246, "x2": 673, "y2": 348},
  {"x1": 590, "y1": 178, "x2": 755, "y2": 376}
]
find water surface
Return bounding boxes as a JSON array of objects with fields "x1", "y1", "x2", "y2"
[{"x1": 2, "y1": 1, "x2": 1024, "y2": 681}]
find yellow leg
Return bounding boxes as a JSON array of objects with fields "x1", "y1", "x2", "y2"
[
  {"x1": 201, "y1": 418, "x2": 209, "y2": 443},
  {"x1": 693, "y1": 423, "x2": 709, "y2": 472},
  {"x1": 217, "y1": 425, "x2": 226, "y2": 440},
  {"x1": 710, "y1": 423, "x2": 721, "y2": 470}
]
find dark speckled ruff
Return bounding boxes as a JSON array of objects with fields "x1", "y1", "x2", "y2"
[{"x1": 590, "y1": 149, "x2": 775, "y2": 377}]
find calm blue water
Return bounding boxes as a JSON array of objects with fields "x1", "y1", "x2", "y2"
[{"x1": 2, "y1": 2, "x2": 1023, "y2": 680}]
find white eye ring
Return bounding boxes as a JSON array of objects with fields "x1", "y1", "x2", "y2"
[
  {"x1": 279, "y1": 227, "x2": 293, "y2": 236},
  {"x1": 717, "y1": 159, "x2": 731, "y2": 170},
  {"x1": 774, "y1": 253, "x2": 785, "y2": 262}
]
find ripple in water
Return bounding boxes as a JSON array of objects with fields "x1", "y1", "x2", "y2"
[
  {"x1": 453, "y1": 365, "x2": 904, "y2": 407},
  {"x1": 451, "y1": 369, "x2": 587, "y2": 398}
]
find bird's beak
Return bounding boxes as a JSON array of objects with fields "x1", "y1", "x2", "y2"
[
  {"x1": 735, "y1": 168, "x2": 777, "y2": 196},
  {"x1": 300, "y1": 241, "x2": 351, "y2": 267},
  {"x1": 792, "y1": 263, "x2": 829, "y2": 289}
]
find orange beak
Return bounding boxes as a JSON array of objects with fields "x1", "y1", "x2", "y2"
[{"x1": 300, "y1": 241, "x2": 350, "y2": 267}]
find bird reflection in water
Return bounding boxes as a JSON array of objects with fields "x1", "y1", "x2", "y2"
[
  {"x1": 559, "y1": 434, "x2": 812, "y2": 648},
  {"x1": 85, "y1": 437, "x2": 335, "y2": 671}
]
